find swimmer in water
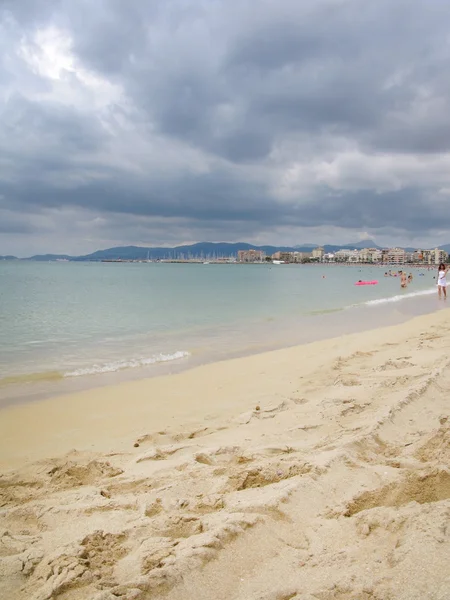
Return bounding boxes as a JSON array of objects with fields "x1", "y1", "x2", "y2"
[
  {"x1": 400, "y1": 271, "x2": 408, "y2": 288},
  {"x1": 408, "y1": 273, "x2": 413, "y2": 283}
]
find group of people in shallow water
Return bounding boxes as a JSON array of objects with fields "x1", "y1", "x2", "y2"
[
  {"x1": 383, "y1": 264, "x2": 449, "y2": 298},
  {"x1": 384, "y1": 270, "x2": 413, "y2": 288}
]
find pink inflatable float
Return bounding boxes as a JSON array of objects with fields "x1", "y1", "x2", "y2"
[{"x1": 355, "y1": 280, "x2": 378, "y2": 286}]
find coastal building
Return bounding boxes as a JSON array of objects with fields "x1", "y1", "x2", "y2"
[
  {"x1": 292, "y1": 251, "x2": 312, "y2": 262},
  {"x1": 313, "y1": 245, "x2": 446, "y2": 265},
  {"x1": 382, "y1": 247, "x2": 406, "y2": 264},
  {"x1": 311, "y1": 247, "x2": 325, "y2": 261},
  {"x1": 237, "y1": 249, "x2": 265, "y2": 263},
  {"x1": 417, "y1": 248, "x2": 447, "y2": 264},
  {"x1": 422, "y1": 250, "x2": 429, "y2": 262},
  {"x1": 359, "y1": 248, "x2": 382, "y2": 263},
  {"x1": 335, "y1": 249, "x2": 360, "y2": 262},
  {"x1": 272, "y1": 251, "x2": 290, "y2": 262},
  {"x1": 239, "y1": 245, "x2": 446, "y2": 265},
  {"x1": 271, "y1": 251, "x2": 312, "y2": 263},
  {"x1": 432, "y1": 248, "x2": 447, "y2": 264}
]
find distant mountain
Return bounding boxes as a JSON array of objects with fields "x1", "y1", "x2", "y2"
[
  {"x1": 20, "y1": 240, "x2": 450, "y2": 261},
  {"x1": 0, "y1": 255, "x2": 18, "y2": 260},
  {"x1": 440, "y1": 244, "x2": 450, "y2": 254},
  {"x1": 344, "y1": 239, "x2": 382, "y2": 250},
  {"x1": 74, "y1": 242, "x2": 318, "y2": 261}
]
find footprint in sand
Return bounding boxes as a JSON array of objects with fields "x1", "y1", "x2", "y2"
[
  {"x1": 150, "y1": 514, "x2": 204, "y2": 538},
  {"x1": 339, "y1": 402, "x2": 370, "y2": 418},
  {"x1": 414, "y1": 420, "x2": 450, "y2": 463},
  {"x1": 26, "y1": 530, "x2": 129, "y2": 599},
  {"x1": 420, "y1": 333, "x2": 443, "y2": 341},
  {"x1": 47, "y1": 460, "x2": 124, "y2": 490},
  {"x1": 343, "y1": 469, "x2": 450, "y2": 516},
  {"x1": 378, "y1": 359, "x2": 415, "y2": 371},
  {"x1": 135, "y1": 426, "x2": 220, "y2": 448},
  {"x1": 0, "y1": 476, "x2": 44, "y2": 507},
  {"x1": 377, "y1": 373, "x2": 420, "y2": 390},
  {"x1": 235, "y1": 401, "x2": 290, "y2": 425},
  {"x1": 136, "y1": 444, "x2": 188, "y2": 463},
  {"x1": 333, "y1": 374, "x2": 361, "y2": 387},
  {"x1": 226, "y1": 460, "x2": 313, "y2": 492},
  {"x1": 257, "y1": 590, "x2": 300, "y2": 600},
  {"x1": 333, "y1": 351, "x2": 374, "y2": 371},
  {"x1": 289, "y1": 397, "x2": 309, "y2": 405}
]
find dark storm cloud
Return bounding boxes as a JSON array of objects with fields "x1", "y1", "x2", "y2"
[
  {"x1": 0, "y1": 211, "x2": 35, "y2": 234},
  {"x1": 289, "y1": 188, "x2": 439, "y2": 231},
  {"x1": 1, "y1": 94, "x2": 107, "y2": 154},
  {"x1": 2, "y1": 166, "x2": 272, "y2": 223},
  {"x1": 3, "y1": 168, "x2": 442, "y2": 236},
  {"x1": 2, "y1": 0, "x2": 450, "y2": 255}
]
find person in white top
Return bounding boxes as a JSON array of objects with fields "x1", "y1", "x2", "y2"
[{"x1": 437, "y1": 263, "x2": 449, "y2": 299}]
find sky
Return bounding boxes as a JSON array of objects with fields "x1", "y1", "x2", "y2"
[{"x1": 1, "y1": 0, "x2": 450, "y2": 256}]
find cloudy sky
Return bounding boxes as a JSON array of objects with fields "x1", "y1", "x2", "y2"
[{"x1": 1, "y1": 0, "x2": 450, "y2": 256}]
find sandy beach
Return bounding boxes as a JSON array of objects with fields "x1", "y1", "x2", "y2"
[{"x1": 1, "y1": 309, "x2": 449, "y2": 600}]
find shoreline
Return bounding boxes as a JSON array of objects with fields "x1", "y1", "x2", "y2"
[
  {"x1": 0, "y1": 306, "x2": 448, "y2": 469},
  {"x1": 0, "y1": 285, "x2": 442, "y2": 410},
  {"x1": 1, "y1": 309, "x2": 449, "y2": 599}
]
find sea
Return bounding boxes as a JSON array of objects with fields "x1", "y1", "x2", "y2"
[{"x1": 0, "y1": 260, "x2": 443, "y2": 407}]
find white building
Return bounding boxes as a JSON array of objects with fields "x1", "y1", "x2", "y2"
[
  {"x1": 311, "y1": 247, "x2": 325, "y2": 260},
  {"x1": 431, "y1": 248, "x2": 447, "y2": 264},
  {"x1": 335, "y1": 249, "x2": 360, "y2": 262},
  {"x1": 359, "y1": 248, "x2": 382, "y2": 263}
]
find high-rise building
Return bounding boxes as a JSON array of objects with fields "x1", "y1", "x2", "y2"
[
  {"x1": 432, "y1": 248, "x2": 447, "y2": 264},
  {"x1": 237, "y1": 249, "x2": 265, "y2": 263},
  {"x1": 311, "y1": 247, "x2": 324, "y2": 260},
  {"x1": 382, "y1": 248, "x2": 406, "y2": 264}
]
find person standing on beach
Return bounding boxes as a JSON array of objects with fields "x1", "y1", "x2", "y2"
[
  {"x1": 400, "y1": 271, "x2": 408, "y2": 288},
  {"x1": 437, "y1": 263, "x2": 449, "y2": 299}
]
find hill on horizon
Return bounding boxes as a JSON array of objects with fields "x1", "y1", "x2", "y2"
[
  {"x1": 345, "y1": 239, "x2": 382, "y2": 249},
  {"x1": 18, "y1": 239, "x2": 447, "y2": 261}
]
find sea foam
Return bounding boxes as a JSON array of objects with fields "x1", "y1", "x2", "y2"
[
  {"x1": 362, "y1": 287, "x2": 435, "y2": 306},
  {"x1": 64, "y1": 351, "x2": 190, "y2": 377}
]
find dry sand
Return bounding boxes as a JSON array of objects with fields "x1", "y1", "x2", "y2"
[{"x1": 0, "y1": 310, "x2": 449, "y2": 600}]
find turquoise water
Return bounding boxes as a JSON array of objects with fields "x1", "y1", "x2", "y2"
[{"x1": 0, "y1": 261, "x2": 439, "y2": 402}]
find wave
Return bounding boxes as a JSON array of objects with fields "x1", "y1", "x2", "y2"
[
  {"x1": 64, "y1": 350, "x2": 190, "y2": 377},
  {"x1": 360, "y1": 288, "x2": 435, "y2": 306}
]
